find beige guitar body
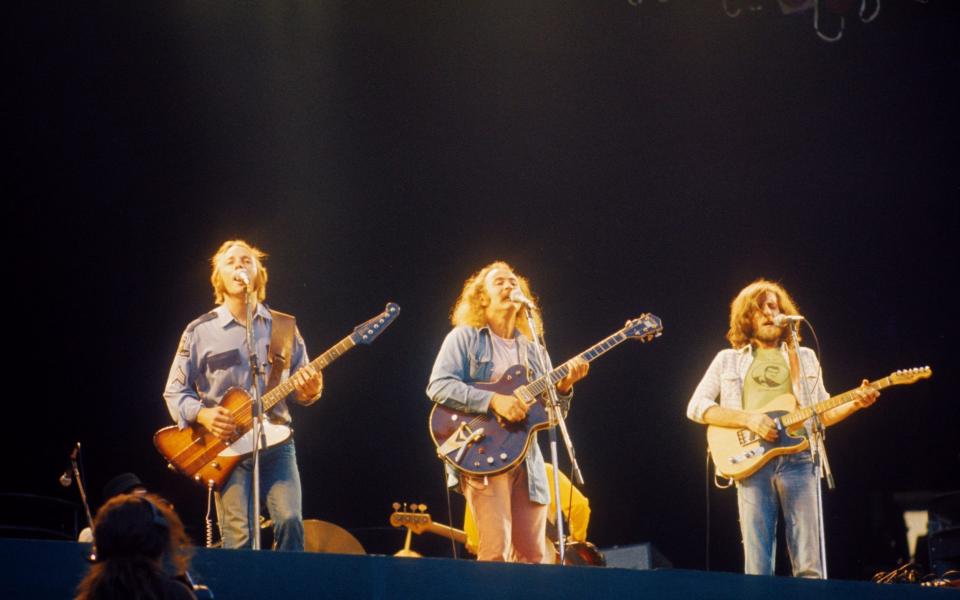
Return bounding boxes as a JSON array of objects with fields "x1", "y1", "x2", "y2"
[
  {"x1": 706, "y1": 367, "x2": 932, "y2": 481},
  {"x1": 706, "y1": 393, "x2": 807, "y2": 481}
]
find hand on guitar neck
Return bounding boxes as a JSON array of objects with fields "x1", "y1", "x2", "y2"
[
  {"x1": 556, "y1": 356, "x2": 589, "y2": 394},
  {"x1": 291, "y1": 364, "x2": 323, "y2": 404},
  {"x1": 489, "y1": 357, "x2": 589, "y2": 423},
  {"x1": 811, "y1": 378, "x2": 879, "y2": 427}
]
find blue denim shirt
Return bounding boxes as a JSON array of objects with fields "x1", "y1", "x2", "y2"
[
  {"x1": 426, "y1": 325, "x2": 572, "y2": 504},
  {"x1": 163, "y1": 303, "x2": 310, "y2": 429},
  {"x1": 686, "y1": 344, "x2": 829, "y2": 436}
]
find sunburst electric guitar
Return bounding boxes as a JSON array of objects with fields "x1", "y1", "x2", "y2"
[
  {"x1": 154, "y1": 303, "x2": 400, "y2": 488},
  {"x1": 707, "y1": 366, "x2": 931, "y2": 480},
  {"x1": 429, "y1": 314, "x2": 662, "y2": 477}
]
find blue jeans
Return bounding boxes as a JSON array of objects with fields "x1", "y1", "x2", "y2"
[
  {"x1": 736, "y1": 452, "x2": 822, "y2": 578},
  {"x1": 220, "y1": 439, "x2": 304, "y2": 551}
]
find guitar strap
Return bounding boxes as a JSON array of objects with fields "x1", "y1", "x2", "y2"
[
  {"x1": 266, "y1": 309, "x2": 296, "y2": 394},
  {"x1": 786, "y1": 344, "x2": 801, "y2": 389}
]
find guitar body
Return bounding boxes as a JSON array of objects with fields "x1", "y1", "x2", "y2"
[
  {"x1": 706, "y1": 367, "x2": 932, "y2": 481},
  {"x1": 706, "y1": 393, "x2": 809, "y2": 481},
  {"x1": 429, "y1": 365, "x2": 552, "y2": 477},
  {"x1": 154, "y1": 387, "x2": 292, "y2": 489},
  {"x1": 428, "y1": 314, "x2": 664, "y2": 477}
]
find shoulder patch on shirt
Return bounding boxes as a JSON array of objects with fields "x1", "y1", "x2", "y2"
[
  {"x1": 185, "y1": 311, "x2": 217, "y2": 334},
  {"x1": 176, "y1": 332, "x2": 192, "y2": 357},
  {"x1": 171, "y1": 365, "x2": 187, "y2": 387}
]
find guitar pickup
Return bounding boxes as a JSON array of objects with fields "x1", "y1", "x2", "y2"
[
  {"x1": 436, "y1": 424, "x2": 485, "y2": 465},
  {"x1": 729, "y1": 446, "x2": 765, "y2": 464},
  {"x1": 737, "y1": 430, "x2": 759, "y2": 445}
]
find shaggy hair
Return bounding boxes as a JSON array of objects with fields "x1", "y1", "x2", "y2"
[
  {"x1": 726, "y1": 278, "x2": 802, "y2": 348},
  {"x1": 210, "y1": 239, "x2": 268, "y2": 304},
  {"x1": 450, "y1": 261, "x2": 543, "y2": 339}
]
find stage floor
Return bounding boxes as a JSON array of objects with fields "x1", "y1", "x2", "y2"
[{"x1": 1, "y1": 538, "x2": 951, "y2": 599}]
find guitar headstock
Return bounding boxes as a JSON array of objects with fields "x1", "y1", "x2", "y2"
[
  {"x1": 389, "y1": 502, "x2": 433, "y2": 534},
  {"x1": 888, "y1": 366, "x2": 932, "y2": 385},
  {"x1": 623, "y1": 313, "x2": 663, "y2": 343},
  {"x1": 351, "y1": 302, "x2": 401, "y2": 346}
]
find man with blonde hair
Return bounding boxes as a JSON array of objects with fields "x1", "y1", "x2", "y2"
[
  {"x1": 686, "y1": 279, "x2": 878, "y2": 577},
  {"x1": 163, "y1": 240, "x2": 323, "y2": 551},
  {"x1": 427, "y1": 261, "x2": 589, "y2": 562}
]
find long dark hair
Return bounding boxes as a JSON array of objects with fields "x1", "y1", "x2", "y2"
[{"x1": 75, "y1": 493, "x2": 193, "y2": 600}]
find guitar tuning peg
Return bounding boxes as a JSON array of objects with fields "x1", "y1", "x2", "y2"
[
  {"x1": 392, "y1": 502, "x2": 400, "y2": 511},
  {"x1": 418, "y1": 504, "x2": 427, "y2": 512},
  {"x1": 402, "y1": 502, "x2": 408, "y2": 512}
]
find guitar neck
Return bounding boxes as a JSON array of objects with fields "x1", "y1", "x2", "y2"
[
  {"x1": 523, "y1": 330, "x2": 629, "y2": 398},
  {"x1": 261, "y1": 334, "x2": 357, "y2": 413},
  {"x1": 781, "y1": 375, "x2": 897, "y2": 428},
  {"x1": 424, "y1": 522, "x2": 467, "y2": 545}
]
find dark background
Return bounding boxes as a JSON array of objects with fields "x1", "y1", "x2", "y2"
[{"x1": 10, "y1": 1, "x2": 958, "y2": 580}]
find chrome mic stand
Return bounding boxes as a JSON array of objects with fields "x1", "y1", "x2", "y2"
[
  {"x1": 63, "y1": 442, "x2": 95, "y2": 544},
  {"x1": 786, "y1": 320, "x2": 831, "y2": 578},
  {"x1": 519, "y1": 306, "x2": 583, "y2": 565},
  {"x1": 243, "y1": 285, "x2": 267, "y2": 550}
]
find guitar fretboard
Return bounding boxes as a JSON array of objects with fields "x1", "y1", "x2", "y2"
[
  {"x1": 523, "y1": 331, "x2": 630, "y2": 399},
  {"x1": 260, "y1": 335, "x2": 356, "y2": 413},
  {"x1": 780, "y1": 375, "x2": 897, "y2": 428}
]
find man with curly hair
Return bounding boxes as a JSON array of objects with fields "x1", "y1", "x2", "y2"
[{"x1": 427, "y1": 261, "x2": 589, "y2": 562}]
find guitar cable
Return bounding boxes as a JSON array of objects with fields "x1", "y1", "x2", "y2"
[
  {"x1": 442, "y1": 464, "x2": 459, "y2": 559},
  {"x1": 205, "y1": 480, "x2": 215, "y2": 548},
  {"x1": 705, "y1": 447, "x2": 711, "y2": 571}
]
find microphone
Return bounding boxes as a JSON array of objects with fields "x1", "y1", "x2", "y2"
[
  {"x1": 233, "y1": 268, "x2": 251, "y2": 287},
  {"x1": 59, "y1": 442, "x2": 80, "y2": 487},
  {"x1": 509, "y1": 288, "x2": 536, "y2": 309},
  {"x1": 773, "y1": 314, "x2": 804, "y2": 326}
]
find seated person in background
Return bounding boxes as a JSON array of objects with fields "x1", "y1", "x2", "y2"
[
  {"x1": 79, "y1": 472, "x2": 148, "y2": 543},
  {"x1": 75, "y1": 493, "x2": 197, "y2": 600}
]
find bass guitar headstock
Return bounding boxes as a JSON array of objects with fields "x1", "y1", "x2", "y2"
[
  {"x1": 351, "y1": 302, "x2": 401, "y2": 346},
  {"x1": 389, "y1": 502, "x2": 433, "y2": 534}
]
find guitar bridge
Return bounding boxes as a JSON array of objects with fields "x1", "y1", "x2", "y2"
[
  {"x1": 436, "y1": 423, "x2": 485, "y2": 465},
  {"x1": 729, "y1": 446, "x2": 765, "y2": 464},
  {"x1": 737, "y1": 430, "x2": 758, "y2": 446}
]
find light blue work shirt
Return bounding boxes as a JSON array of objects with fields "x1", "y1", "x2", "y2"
[{"x1": 163, "y1": 303, "x2": 310, "y2": 429}]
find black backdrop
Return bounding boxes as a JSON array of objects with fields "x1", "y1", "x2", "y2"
[{"x1": 11, "y1": 1, "x2": 959, "y2": 579}]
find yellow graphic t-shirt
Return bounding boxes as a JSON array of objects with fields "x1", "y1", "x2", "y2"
[{"x1": 742, "y1": 347, "x2": 792, "y2": 411}]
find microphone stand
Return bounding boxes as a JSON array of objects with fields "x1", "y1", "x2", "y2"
[
  {"x1": 243, "y1": 285, "x2": 267, "y2": 550},
  {"x1": 68, "y1": 443, "x2": 96, "y2": 544},
  {"x1": 520, "y1": 305, "x2": 583, "y2": 565},
  {"x1": 786, "y1": 321, "x2": 831, "y2": 579}
]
